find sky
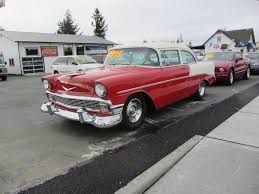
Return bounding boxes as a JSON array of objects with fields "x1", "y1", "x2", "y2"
[{"x1": 0, "y1": 0, "x2": 259, "y2": 45}]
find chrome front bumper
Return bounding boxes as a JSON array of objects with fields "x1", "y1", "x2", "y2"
[{"x1": 41, "y1": 102, "x2": 123, "y2": 128}]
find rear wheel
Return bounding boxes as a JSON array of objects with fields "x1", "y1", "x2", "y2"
[
  {"x1": 121, "y1": 94, "x2": 146, "y2": 130},
  {"x1": 243, "y1": 67, "x2": 250, "y2": 80},
  {"x1": 226, "y1": 69, "x2": 234, "y2": 85},
  {"x1": 194, "y1": 80, "x2": 206, "y2": 100}
]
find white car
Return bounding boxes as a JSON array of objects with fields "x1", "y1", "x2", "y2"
[{"x1": 52, "y1": 55, "x2": 103, "y2": 74}]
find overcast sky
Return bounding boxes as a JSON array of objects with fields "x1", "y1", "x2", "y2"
[{"x1": 0, "y1": 0, "x2": 259, "y2": 45}]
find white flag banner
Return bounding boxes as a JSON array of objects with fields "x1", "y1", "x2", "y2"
[{"x1": 0, "y1": 0, "x2": 5, "y2": 7}]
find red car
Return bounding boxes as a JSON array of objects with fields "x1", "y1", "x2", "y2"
[
  {"x1": 204, "y1": 52, "x2": 251, "y2": 85},
  {"x1": 41, "y1": 44, "x2": 215, "y2": 130}
]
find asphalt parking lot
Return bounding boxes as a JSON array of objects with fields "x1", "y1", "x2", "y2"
[{"x1": 1, "y1": 75, "x2": 259, "y2": 193}]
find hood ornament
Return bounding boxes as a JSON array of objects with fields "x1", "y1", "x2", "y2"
[{"x1": 62, "y1": 85, "x2": 76, "y2": 92}]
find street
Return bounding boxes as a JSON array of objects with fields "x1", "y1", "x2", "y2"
[{"x1": 0, "y1": 75, "x2": 259, "y2": 193}]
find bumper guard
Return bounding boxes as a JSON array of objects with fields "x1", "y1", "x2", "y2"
[{"x1": 41, "y1": 102, "x2": 123, "y2": 128}]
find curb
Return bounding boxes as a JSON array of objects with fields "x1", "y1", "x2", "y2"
[{"x1": 115, "y1": 135, "x2": 203, "y2": 194}]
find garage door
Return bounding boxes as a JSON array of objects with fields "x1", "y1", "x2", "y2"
[{"x1": 22, "y1": 57, "x2": 45, "y2": 74}]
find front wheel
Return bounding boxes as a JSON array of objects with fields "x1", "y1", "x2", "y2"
[
  {"x1": 194, "y1": 80, "x2": 206, "y2": 100},
  {"x1": 243, "y1": 67, "x2": 250, "y2": 80},
  {"x1": 226, "y1": 69, "x2": 234, "y2": 85},
  {"x1": 121, "y1": 94, "x2": 146, "y2": 130}
]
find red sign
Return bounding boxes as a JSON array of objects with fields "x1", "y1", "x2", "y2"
[
  {"x1": 213, "y1": 44, "x2": 220, "y2": 49},
  {"x1": 41, "y1": 47, "x2": 58, "y2": 57}
]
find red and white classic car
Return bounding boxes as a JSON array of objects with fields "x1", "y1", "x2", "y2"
[{"x1": 41, "y1": 44, "x2": 215, "y2": 130}]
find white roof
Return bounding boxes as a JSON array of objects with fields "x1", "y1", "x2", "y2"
[
  {"x1": 0, "y1": 31, "x2": 115, "y2": 45},
  {"x1": 111, "y1": 43, "x2": 192, "y2": 51}
]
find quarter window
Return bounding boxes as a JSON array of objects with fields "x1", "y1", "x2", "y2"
[
  {"x1": 160, "y1": 50, "x2": 180, "y2": 66},
  {"x1": 180, "y1": 50, "x2": 196, "y2": 64}
]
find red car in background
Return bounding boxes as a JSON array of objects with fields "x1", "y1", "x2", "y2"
[{"x1": 204, "y1": 52, "x2": 250, "y2": 85}]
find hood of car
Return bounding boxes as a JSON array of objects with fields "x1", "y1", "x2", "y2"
[
  {"x1": 214, "y1": 61, "x2": 232, "y2": 68},
  {"x1": 49, "y1": 65, "x2": 159, "y2": 96}
]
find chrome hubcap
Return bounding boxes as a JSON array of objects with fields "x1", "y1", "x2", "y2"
[
  {"x1": 126, "y1": 98, "x2": 142, "y2": 123},
  {"x1": 199, "y1": 82, "x2": 206, "y2": 96},
  {"x1": 230, "y1": 71, "x2": 234, "y2": 84}
]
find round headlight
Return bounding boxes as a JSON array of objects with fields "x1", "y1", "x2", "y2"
[
  {"x1": 95, "y1": 83, "x2": 106, "y2": 97},
  {"x1": 219, "y1": 67, "x2": 225, "y2": 72},
  {"x1": 43, "y1": 80, "x2": 50, "y2": 90}
]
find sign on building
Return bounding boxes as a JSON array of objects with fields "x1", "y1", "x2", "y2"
[{"x1": 41, "y1": 46, "x2": 58, "y2": 57}]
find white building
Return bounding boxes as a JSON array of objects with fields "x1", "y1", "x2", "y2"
[
  {"x1": 203, "y1": 28, "x2": 256, "y2": 53},
  {"x1": 0, "y1": 31, "x2": 115, "y2": 75}
]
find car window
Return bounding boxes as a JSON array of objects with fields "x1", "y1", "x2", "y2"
[
  {"x1": 68, "y1": 57, "x2": 78, "y2": 65},
  {"x1": 104, "y1": 48, "x2": 160, "y2": 67},
  {"x1": 160, "y1": 50, "x2": 180, "y2": 66},
  {"x1": 54, "y1": 57, "x2": 68, "y2": 65},
  {"x1": 180, "y1": 50, "x2": 196, "y2": 64}
]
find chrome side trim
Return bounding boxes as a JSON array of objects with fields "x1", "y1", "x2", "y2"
[
  {"x1": 117, "y1": 74, "x2": 209, "y2": 94},
  {"x1": 117, "y1": 75, "x2": 191, "y2": 94}
]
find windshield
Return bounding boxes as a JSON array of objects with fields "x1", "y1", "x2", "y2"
[
  {"x1": 248, "y1": 53, "x2": 259, "y2": 61},
  {"x1": 0, "y1": 55, "x2": 4, "y2": 65},
  {"x1": 203, "y1": 52, "x2": 234, "y2": 61},
  {"x1": 104, "y1": 48, "x2": 160, "y2": 67},
  {"x1": 74, "y1": 55, "x2": 97, "y2": 64}
]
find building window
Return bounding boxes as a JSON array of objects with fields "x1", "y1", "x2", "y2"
[
  {"x1": 76, "y1": 45, "x2": 85, "y2": 55},
  {"x1": 9, "y1": 58, "x2": 15, "y2": 66},
  {"x1": 26, "y1": 48, "x2": 39, "y2": 56},
  {"x1": 64, "y1": 45, "x2": 73, "y2": 56},
  {"x1": 217, "y1": 36, "x2": 221, "y2": 43}
]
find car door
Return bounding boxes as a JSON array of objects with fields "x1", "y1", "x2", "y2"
[
  {"x1": 180, "y1": 50, "x2": 200, "y2": 96},
  {"x1": 160, "y1": 49, "x2": 189, "y2": 105},
  {"x1": 53, "y1": 57, "x2": 68, "y2": 73},
  {"x1": 234, "y1": 52, "x2": 246, "y2": 76},
  {"x1": 67, "y1": 57, "x2": 79, "y2": 73}
]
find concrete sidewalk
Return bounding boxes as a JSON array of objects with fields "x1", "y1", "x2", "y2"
[{"x1": 117, "y1": 96, "x2": 259, "y2": 194}]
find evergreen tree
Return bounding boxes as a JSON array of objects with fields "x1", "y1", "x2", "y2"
[
  {"x1": 57, "y1": 10, "x2": 80, "y2": 35},
  {"x1": 91, "y1": 8, "x2": 108, "y2": 38}
]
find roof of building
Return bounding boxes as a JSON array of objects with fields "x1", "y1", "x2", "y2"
[
  {"x1": 0, "y1": 31, "x2": 115, "y2": 45},
  {"x1": 203, "y1": 28, "x2": 255, "y2": 46}
]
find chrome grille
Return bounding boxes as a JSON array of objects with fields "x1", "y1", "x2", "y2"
[{"x1": 47, "y1": 93, "x2": 100, "y2": 110}]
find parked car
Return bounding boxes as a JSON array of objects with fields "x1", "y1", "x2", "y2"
[
  {"x1": 52, "y1": 55, "x2": 103, "y2": 74},
  {"x1": 41, "y1": 44, "x2": 215, "y2": 130},
  {"x1": 247, "y1": 52, "x2": 259, "y2": 73},
  {"x1": 193, "y1": 50, "x2": 205, "y2": 61},
  {"x1": 203, "y1": 52, "x2": 250, "y2": 85},
  {"x1": 0, "y1": 53, "x2": 7, "y2": 81}
]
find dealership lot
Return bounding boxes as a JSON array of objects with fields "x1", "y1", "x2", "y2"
[{"x1": 1, "y1": 75, "x2": 259, "y2": 192}]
